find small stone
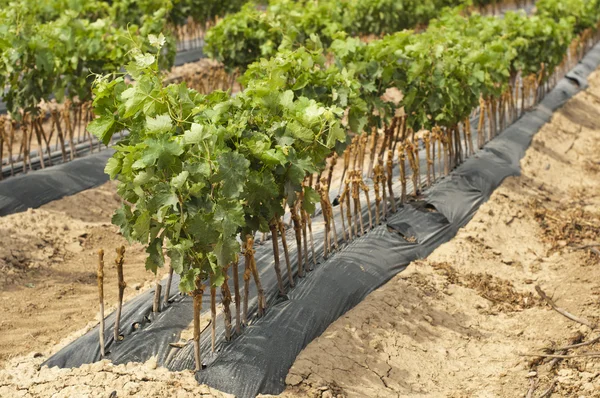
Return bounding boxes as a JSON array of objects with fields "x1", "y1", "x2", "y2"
[
  {"x1": 581, "y1": 382, "x2": 594, "y2": 392},
  {"x1": 322, "y1": 391, "x2": 333, "y2": 398},
  {"x1": 286, "y1": 374, "x2": 303, "y2": 386},
  {"x1": 65, "y1": 242, "x2": 83, "y2": 253},
  {"x1": 145, "y1": 357, "x2": 158, "y2": 370},
  {"x1": 527, "y1": 371, "x2": 537, "y2": 378}
]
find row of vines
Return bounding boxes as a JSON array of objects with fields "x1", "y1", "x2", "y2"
[
  {"x1": 0, "y1": 0, "x2": 526, "y2": 179},
  {"x1": 204, "y1": 0, "x2": 532, "y2": 72},
  {"x1": 0, "y1": 0, "x2": 250, "y2": 178},
  {"x1": 90, "y1": 0, "x2": 600, "y2": 370}
]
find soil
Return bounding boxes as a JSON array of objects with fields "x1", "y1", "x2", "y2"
[
  {"x1": 0, "y1": 180, "x2": 171, "y2": 366},
  {"x1": 0, "y1": 63, "x2": 599, "y2": 398}
]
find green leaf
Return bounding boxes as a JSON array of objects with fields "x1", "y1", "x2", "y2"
[
  {"x1": 285, "y1": 121, "x2": 314, "y2": 143},
  {"x1": 145, "y1": 238, "x2": 164, "y2": 273},
  {"x1": 112, "y1": 205, "x2": 133, "y2": 239},
  {"x1": 187, "y1": 214, "x2": 220, "y2": 252},
  {"x1": 104, "y1": 157, "x2": 121, "y2": 179},
  {"x1": 133, "y1": 138, "x2": 183, "y2": 170},
  {"x1": 171, "y1": 170, "x2": 189, "y2": 189},
  {"x1": 302, "y1": 186, "x2": 320, "y2": 214},
  {"x1": 214, "y1": 200, "x2": 245, "y2": 236},
  {"x1": 146, "y1": 114, "x2": 172, "y2": 135},
  {"x1": 326, "y1": 122, "x2": 345, "y2": 147},
  {"x1": 133, "y1": 210, "x2": 151, "y2": 243},
  {"x1": 184, "y1": 123, "x2": 208, "y2": 144},
  {"x1": 148, "y1": 33, "x2": 166, "y2": 49},
  {"x1": 136, "y1": 53, "x2": 155, "y2": 68},
  {"x1": 88, "y1": 115, "x2": 116, "y2": 145},
  {"x1": 214, "y1": 236, "x2": 240, "y2": 268},
  {"x1": 216, "y1": 152, "x2": 250, "y2": 198},
  {"x1": 280, "y1": 90, "x2": 294, "y2": 108}
]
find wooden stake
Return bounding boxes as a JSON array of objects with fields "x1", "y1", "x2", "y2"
[{"x1": 97, "y1": 249, "x2": 105, "y2": 358}]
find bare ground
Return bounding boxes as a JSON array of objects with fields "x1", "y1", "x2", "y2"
[
  {"x1": 0, "y1": 70, "x2": 599, "y2": 397},
  {"x1": 0, "y1": 181, "x2": 171, "y2": 365}
]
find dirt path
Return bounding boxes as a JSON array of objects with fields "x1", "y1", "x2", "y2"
[
  {"x1": 0, "y1": 68, "x2": 599, "y2": 398},
  {"x1": 274, "y1": 74, "x2": 600, "y2": 397}
]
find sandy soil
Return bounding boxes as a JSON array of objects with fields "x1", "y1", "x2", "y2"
[
  {"x1": 0, "y1": 65, "x2": 599, "y2": 398},
  {"x1": 0, "y1": 180, "x2": 170, "y2": 365}
]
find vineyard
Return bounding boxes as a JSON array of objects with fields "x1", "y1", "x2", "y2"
[{"x1": 1, "y1": 0, "x2": 600, "y2": 397}]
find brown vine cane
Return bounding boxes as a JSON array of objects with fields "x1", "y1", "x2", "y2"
[
  {"x1": 398, "y1": 142, "x2": 408, "y2": 203},
  {"x1": 211, "y1": 284, "x2": 217, "y2": 352},
  {"x1": 336, "y1": 179, "x2": 349, "y2": 243},
  {"x1": 278, "y1": 218, "x2": 294, "y2": 287},
  {"x1": 464, "y1": 117, "x2": 474, "y2": 157},
  {"x1": 97, "y1": 249, "x2": 105, "y2": 358},
  {"x1": 378, "y1": 158, "x2": 388, "y2": 219},
  {"x1": 232, "y1": 256, "x2": 242, "y2": 334},
  {"x1": 327, "y1": 153, "x2": 337, "y2": 192},
  {"x1": 477, "y1": 97, "x2": 486, "y2": 149},
  {"x1": 386, "y1": 149, "x2": 397, "y2": 211},
  {"x1": 221, "y1": 261, "x2": 234, "y2": 341},
  {"x1": 306, "y1": 210, "x2": 316, "y2": 267},
  {"x1": 246, "y1": 235, "x2": 266, "y2": 317},
  {"x1": 114, "y1": 246, "x2": 126, "y2": 341},
  {"x1": 367, "y1": 126, "x2": 379, "y2": 178},
  {"x1": 269, "y1": 218, "x2": 286, "y2": 295},
  {"x1": 441, "y1": 128, "x2": 450, "y2": 176},
  {"x1": 455, "y1": 125, "x2": 463, "y2": 166},
  {"x1": 350, "y1": 171, "x2": 365, "y2": 236},
  {"x1": 357, "y1": 172, "x2": 374, "y2": 230},
  {"x1": 359, "y1": 134, "x2": 368, "y2": 172},
  {"x1": 373, "y1": 162, "x2": 383, "y2": 225},
  {"x1": 300, "y1": 204, "x2": 311, "y2": 272},
  {"x1": 406, "y1": 137, "x2": 420, "y2": 196},
  {"x1": 435, "y1": 127, "x2": 443, "y2": 178},
  {"x1": 392, "y1": 115, "x2": 406, "y2": 154},
  {"x1": 340, "y1": 177, "x2": 354, "y2": 240},
  {"x1": 192, "y1": 276, "x2": 204, "y2": 371},
  {"x1": 338, "y1": 138, "x2": 353, "y2": 196},
  {"x1": 319, "y1": 179, "x2": 332, "y2": 257},
  {"x1": 424, "y1": 131, "x2": 432, "y2": 187},
  {"x1": 289, "y1": 201, "x2": 304, "y2": 278},
  {"x1": 242, "y1": 238, "x2": 252, "y2": 324}
]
